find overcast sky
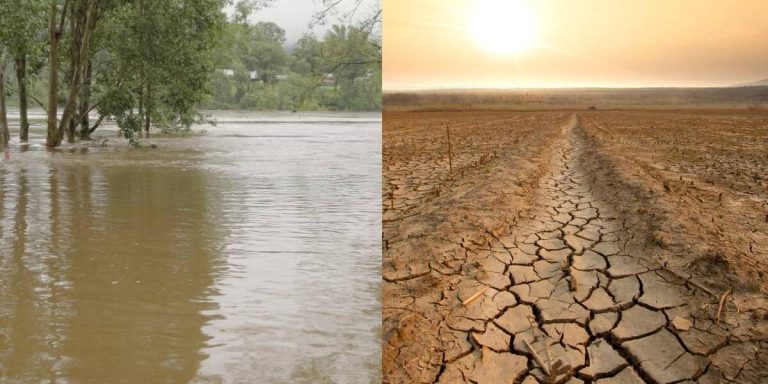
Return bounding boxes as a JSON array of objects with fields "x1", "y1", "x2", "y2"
[
  {"x1": 246, "y1": 0, "x2": 379, "y2": 45},
  {"x1": 385, "y1": 0, "x2": 768, "y2": 89}
]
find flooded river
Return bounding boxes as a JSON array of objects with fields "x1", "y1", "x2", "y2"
[{"x1": 0, "y1": 111, "x2": 381, "y2": 383}]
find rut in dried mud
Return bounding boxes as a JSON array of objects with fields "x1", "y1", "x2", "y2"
[{"x1": 383, "y1": 115, "x2": 767, "y2": 384}]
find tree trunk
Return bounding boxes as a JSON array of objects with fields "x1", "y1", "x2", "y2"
[
  {"x1": 67, "y1": 114, "x2": 77, "y2": 143},
  {"x1": 65, "y1": 1, "x2": 81, "y2": 144},
  {"x1": 138, "y1": 78, "x2": 144, "y2": 138},
  {"x1": 46, "y1": 1, "x2": 62, "y2": 147},
  {"x1": 15, "y1": 55, "x2": 29, "y2": 142},
  {"x1": 56, "y1": 0, "x2": 95, "y2": 146},
  {"x1": 0, "y1": 69, "x2": 9, "y2": 148},
  {"x1": 88, "y1": 114, "x2": 104, "y2": 135},
  {"x1": 77, "y1": 60, "x2": 91, "y2": 139},
  {"x1": 144, "y1": 84, "x2": 151, "y2": 137}
]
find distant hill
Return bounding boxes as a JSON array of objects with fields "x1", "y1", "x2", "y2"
[
  {"x1": 383, "y1": 87, "x2": 768, "y2": 111},
  {"x1": 733, "y1": 78, "x2": 768, "y2": 87}
]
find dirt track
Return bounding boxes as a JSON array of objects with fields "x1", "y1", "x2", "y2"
[{"x1": 383, "y1": 112, "x2": 767, "y2": 383}]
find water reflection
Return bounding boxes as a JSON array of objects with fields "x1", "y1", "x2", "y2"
[
  {"x1": 194, "y1": 114, "x2": 381, "y2": 383},
  {"x1": 1, "y1": 162, "x2": 222, "y2": 383},
  {"x1": 0, "y1": 112, "x2": 380, "y2": 384}
]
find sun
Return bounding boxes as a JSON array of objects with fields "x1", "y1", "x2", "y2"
[{"x1": 468, "y1": 0, "x2": 539, "y2": 56}]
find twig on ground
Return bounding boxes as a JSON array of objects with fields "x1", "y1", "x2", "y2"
[
  {"x1": 462, "y1": 287, "x2": 487, "y2": 306},
  {"x1": 716, "y1": 288, "x2": 732, "y2": 324},
  {"x1": 524, "y1": 339, "x2": 550, "y2": 376}
]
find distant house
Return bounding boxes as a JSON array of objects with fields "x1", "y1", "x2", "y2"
[
  {"x1": 275, "y1": 74, "x2": 289, "y2": 81},
  {"x1": 320, "y1": 73, "x2": 336, "y2": 87},
  {"x1": 216, "y1": 69, "x2": 235, "y2": 77},
  {"x1": 249, "y1": 70, "x2": 259, "y2": 81}
]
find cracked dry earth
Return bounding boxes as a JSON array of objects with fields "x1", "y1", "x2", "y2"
[{"x1": 383, "y1": 115, "x2": 767, "y2": 384}]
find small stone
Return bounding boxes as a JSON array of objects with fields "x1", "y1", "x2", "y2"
[{"x1": 672, "y1": 316, "x2": 692, "y2": 332}]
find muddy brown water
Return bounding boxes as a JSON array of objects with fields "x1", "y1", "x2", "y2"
[{"x1": 0, "y1": 110, "x2": 381, "y2": 383}]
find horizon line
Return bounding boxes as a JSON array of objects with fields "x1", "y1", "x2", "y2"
[{"x1": 383, "y1": 84, "x2": 768, "y2": 92}]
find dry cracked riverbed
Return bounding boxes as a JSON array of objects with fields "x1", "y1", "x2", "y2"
[{"x1": 383, "y1": 114, "x2": 767, "y2": 384}]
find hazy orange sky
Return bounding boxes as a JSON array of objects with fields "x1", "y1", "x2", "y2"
[{"x1": 384, "y1": 0, "x2": 768, "y2": 90}]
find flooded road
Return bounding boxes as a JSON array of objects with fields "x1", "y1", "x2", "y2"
[{"x1": 0, "y1": 111, "x2": 381, "y2": 383}]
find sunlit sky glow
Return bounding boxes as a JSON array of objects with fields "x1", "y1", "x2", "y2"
[
  {"x1": 234, "y1": 0, "x2": 378, "y2": 45},
  {"x1": 384, "y1": 0, "x2": 768, "y2": 90}
]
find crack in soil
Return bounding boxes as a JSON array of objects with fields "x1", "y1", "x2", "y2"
[{"x1": 383, "y1": 113, "x2": 767, "y2": 384}]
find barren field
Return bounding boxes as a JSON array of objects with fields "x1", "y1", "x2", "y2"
[{"x1": 382, "y1": 110, "x2": 768, "y2": 383}]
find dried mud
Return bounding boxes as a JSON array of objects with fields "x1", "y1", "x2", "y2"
[{"x1": 383, "y1": 111, "x2": 768, "y2": 384}]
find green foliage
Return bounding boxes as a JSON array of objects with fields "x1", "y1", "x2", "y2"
[
  {"x1": 0, "y1": 0, "x2": 381, "y2": 148},
  {"x1": 0, "y1": 0, "x2": 47, "y2": 61},
  {"x1": 93, "y1": 0, "x2": 227, "y2": 136},
  {"x1": 204, "y1": 19, "x2": 381, "y2": 111}
]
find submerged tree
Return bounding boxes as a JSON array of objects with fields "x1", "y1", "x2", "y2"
[
  {"x1": 0, "y1": 0, "x2": 233, "y2": 147},
  {"x1": 0, "y1": 0, "x2": 47, "y2": 143},
  {"x1": 0, "y1": 50, "x2": 9, "y2": 148},
  {"x1": 0, "y1": 0, "x2": 381, "y2": 147},
  {"x1": 93, "y1": 0, "x2": 227, "y2": 143}
]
